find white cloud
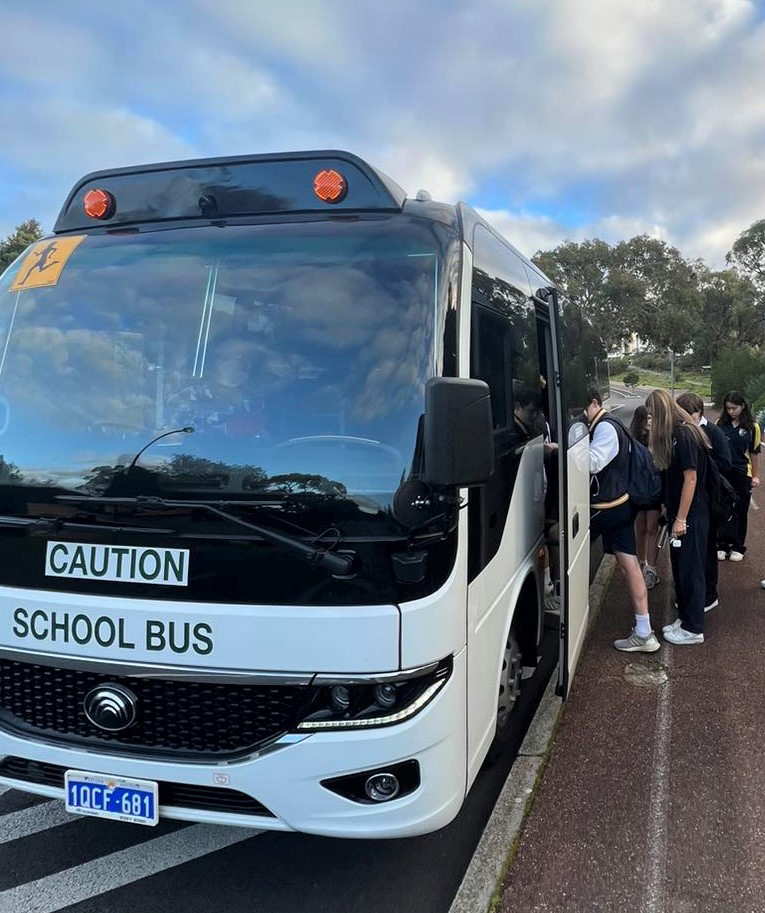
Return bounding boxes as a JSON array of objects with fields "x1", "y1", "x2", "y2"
[
  {"x1": 1, "y1": 0, "x2": 764, "y2": 268},
  {"x1": 1, "y1": 100, "x2": 193, "y2": 177}
]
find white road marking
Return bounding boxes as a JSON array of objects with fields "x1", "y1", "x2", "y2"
[
  {"x1": 0, "y1": 823, "x2": 259, "y2": 913},
  {"x1": 641, "y1": 586, "x2": 674, "y2": 913},
  {"x1": 0, "y1": 785, "x2": 10, "y2": 798},
  {"x1": 0, "y1": 800, "x2": 74, "y2": 844}
]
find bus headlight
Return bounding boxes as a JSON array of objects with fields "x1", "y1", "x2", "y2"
[{"x1": 295, "y1": 657, "x2": 452, "y2": 731}]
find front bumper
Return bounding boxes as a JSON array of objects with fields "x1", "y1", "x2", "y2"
[{"x1": 0, "y1": 648, "x2": 467, "y2": 839}]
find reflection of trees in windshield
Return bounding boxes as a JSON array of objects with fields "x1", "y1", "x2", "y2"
[
  {"x1": 77, "y1": 455, "x2": 269, "y2": 496},
  {"x1": 0, "y1": 456, "x2": 22, "y2": 482},
  {"x1": 75, "y1": 457, "x2": 351, "y2": 511}
]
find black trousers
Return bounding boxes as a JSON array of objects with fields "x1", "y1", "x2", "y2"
[
  {"x1": 670, "y1": 511, "x2": 709, "y2": 635},
  {"x1": 717, "y1": 471, "x2": 752, "y2": 554},
  {"x1": 705, "y1": 519, "x2": 719, "y2": 605}
]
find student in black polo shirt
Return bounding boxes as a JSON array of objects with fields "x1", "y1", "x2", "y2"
[
  {"x1": 676, "y1": 392, "x2": 732, "y2": 613},
  {"x1": 647, "y1": 390, "x2": 711, "y2": 645},
  {"x1": 716, "y1": 391, "x2": 761, "y2": 561}
]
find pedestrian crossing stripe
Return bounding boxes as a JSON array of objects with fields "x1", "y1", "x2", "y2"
[
  {"x1": 0, "y1": 802, "x2": 259, "y2": 913},
  {"x1": 9, "y1": 236, "x2": 86, "y2": 292}
]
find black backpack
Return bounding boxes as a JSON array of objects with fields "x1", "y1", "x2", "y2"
[{"x1": 706, "y1": 452, "x2": 738, "y2": 525}]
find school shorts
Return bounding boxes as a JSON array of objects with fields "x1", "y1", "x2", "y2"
[{"x1": 591, "y1": 501, "x2": 637, "y2": 556}]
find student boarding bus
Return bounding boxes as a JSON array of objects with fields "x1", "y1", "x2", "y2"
[{"x1": 0, "y1": 151, "x2": 607, "y2": 837}]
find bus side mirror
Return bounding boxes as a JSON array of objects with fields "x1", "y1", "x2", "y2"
[{"x1": 424, "y1": 378, "x2": 494, "y2": 487}]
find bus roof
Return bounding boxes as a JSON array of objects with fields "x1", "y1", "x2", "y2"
[{"x1": 53, "y1": 150, "x2": 408, "y2": 234}]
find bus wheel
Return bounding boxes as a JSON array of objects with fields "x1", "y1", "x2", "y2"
[{"x1": 496, "y1": 629, "x2": 523, "y2": 731}]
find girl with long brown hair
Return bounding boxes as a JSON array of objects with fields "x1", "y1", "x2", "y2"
[{"x1": 645, "y1": 389, "x2": 711, "y2": 645}]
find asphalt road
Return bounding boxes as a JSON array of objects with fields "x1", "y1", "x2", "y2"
[
  {"x1": 607, "y1": 382, "x2": 644, "y2": 428},
  {"x1": 0, "y1": 627, "x2": 558, "y2": 913}
]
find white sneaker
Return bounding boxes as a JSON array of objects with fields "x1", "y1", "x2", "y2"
[
  {"x1": 760, "y1": 580, "x2": 765, "y2": 590},
  {"x1": 704, "y1": 599, "x2": 719, "y2": 613},
  {"x1": 664, "y1": 626, "x2": 704, "y2": 645},
  {"x1": 662, "y1": 618, "x2": 682, "y2": 634},
  {"x1": 614, "y1": 628, "x2": 661, "y2": 653},
  {"x1": 729, "y1": 551, "x2": 745, "y2": 562},
  {"x1": 717, "y1": 550, "x2": 728, "y2": 561}
]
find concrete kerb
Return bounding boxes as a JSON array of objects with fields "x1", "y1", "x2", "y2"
[{"x1": 448, "y1": 554, "x2": 618, "y2": 913}]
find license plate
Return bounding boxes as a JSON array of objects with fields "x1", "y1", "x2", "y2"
[{"x1": 64, "y1": 770, "x2": 159, "y2": 826}]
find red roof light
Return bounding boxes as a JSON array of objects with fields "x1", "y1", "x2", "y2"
[{"x1": 83, "y1": 188, "x2": 115, "y2": 220}]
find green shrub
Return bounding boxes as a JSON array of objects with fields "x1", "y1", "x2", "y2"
[
  {"x1": 711, "y1": 349, "x2": 765, "y2": 406},
  {"x1": 623, "y1": 370, "x2": 640, "y2": 386},
  {"x1": 630, "y1": 352, "x2": 669, "y2": 372}
]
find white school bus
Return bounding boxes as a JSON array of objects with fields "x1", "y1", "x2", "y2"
[{"x1": 0, "y1": 152, "x2": 607, "y2": 837}]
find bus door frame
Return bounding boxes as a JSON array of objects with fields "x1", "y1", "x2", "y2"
[{"x1": 536, "y1": 288, "x2": 591, "y2": 698}]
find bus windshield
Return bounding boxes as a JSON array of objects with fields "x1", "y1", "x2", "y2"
[{"x1": 0, "y1": 218, "x2": 454, "y2": 517}]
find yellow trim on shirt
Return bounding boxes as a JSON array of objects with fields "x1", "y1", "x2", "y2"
[{"x1": 746, "y1": 423, "x2": 761, "y2": 477}]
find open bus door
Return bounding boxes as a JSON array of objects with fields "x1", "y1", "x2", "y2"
[{"x1": 547, "y1": 289, "x2": 593, "y2": 698}]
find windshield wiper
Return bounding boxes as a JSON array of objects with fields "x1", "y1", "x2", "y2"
[
  {"x1": 0, "y1": 515, "x2": 177, "y2": 535},
  {"x1": 55, "y1": 495, "x2": 356, "y2": 577}
]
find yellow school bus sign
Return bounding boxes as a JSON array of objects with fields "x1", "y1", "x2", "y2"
[{"x1": 10, "y1": 235, "x2": 86, "y2": 292}]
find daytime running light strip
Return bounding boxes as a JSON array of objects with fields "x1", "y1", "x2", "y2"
[{"x1": 296, "y1": 677, "x2": 447, "y2": 731}]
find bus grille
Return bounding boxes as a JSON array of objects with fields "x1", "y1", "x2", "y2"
[{"x1": 0, "y1": 659, "x2": 308, "y2": 760}]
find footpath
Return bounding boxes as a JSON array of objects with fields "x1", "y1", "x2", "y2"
[{"x1": 497, "y1": 501, "x2": 765, "y2": 913}]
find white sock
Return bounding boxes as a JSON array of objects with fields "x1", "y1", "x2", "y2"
[{"x1": 635, "y1": 614, "x2": 651, "y2": 638}]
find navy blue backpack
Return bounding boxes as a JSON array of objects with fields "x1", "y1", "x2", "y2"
[
  {"x1": 600, "y1": 416, "x2": 662, "y2": 508},
  {"x1": 625, "y1": 433, "x2": 662, "y2": 507}
]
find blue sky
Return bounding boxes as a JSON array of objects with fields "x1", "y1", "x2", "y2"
[{"x1": 2, "y1": 0, "x2": 764, "y2": 267}]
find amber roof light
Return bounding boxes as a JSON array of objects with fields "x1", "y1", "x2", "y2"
[
  {"x1": 313, "y1": 169, "x2": 347, "y2": 203},
  {"x1": 83, "y1": 188, "x2": 115, "y2": 220}
]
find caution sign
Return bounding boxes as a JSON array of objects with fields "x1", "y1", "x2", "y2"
[{"x1": 10, "y1": 235, "x2": 86, "y2": 291}]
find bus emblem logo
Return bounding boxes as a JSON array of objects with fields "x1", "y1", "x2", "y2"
[{"x1": 83, "y1": 684, "x2": 138, "y2": 732}]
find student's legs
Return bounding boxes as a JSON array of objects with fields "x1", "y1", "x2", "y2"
[
  {"x1": 731, "y1": 474, "x2": 752, "y2": 553},
  {"x1": 597, "y1": 504, "x2": 652, "y2": 624},
  {"x1": 705, "y1": 520, "x2": 719, "y2": 605},
  {"x1": 670, "y1": 515, "x2": 709, "y2": 635},
  {"x1": 634, "y1": 511, "x2": 647, "y2": 563},
  {"x1": 614, "y1": 550, "x2": 649, "y2": 616},
  {"x1": 644, "y1": 509, "x2": 661, "y2": 567}
]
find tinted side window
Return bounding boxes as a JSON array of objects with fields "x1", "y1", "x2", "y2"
[
  {"x1": 471, "y1": 226, "x2": 544, "y2": 443},
  {"x1": 468, "y1": 225, "x2": 544, "y2": 581},
  {"x1": 473, "y1": 308, "x2": 508, "y2": 429},
  {"x1": 557, "y1": 298, "x2": 609, "y2": 445},
  {"x1": 525, "y1": 263, "x2": 609, "y2": 447}
]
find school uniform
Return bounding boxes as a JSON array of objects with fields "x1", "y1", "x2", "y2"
[
  {"x1": 716, "y1": 420, "x2": 761, "y2": 555},
  {"x1": 666, "y1": 424, "x2": 710, "y2": 635},
  {"x1": 588, "y1": 409, "x2": 635, "y2": 555},
  {"x1": 700, "y1": 418, "x2": 732, "y2": 604}
]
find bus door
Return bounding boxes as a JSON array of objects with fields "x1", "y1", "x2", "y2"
[{"x1": 536, "y1": 289, "x2": 592, "y2": 698}]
